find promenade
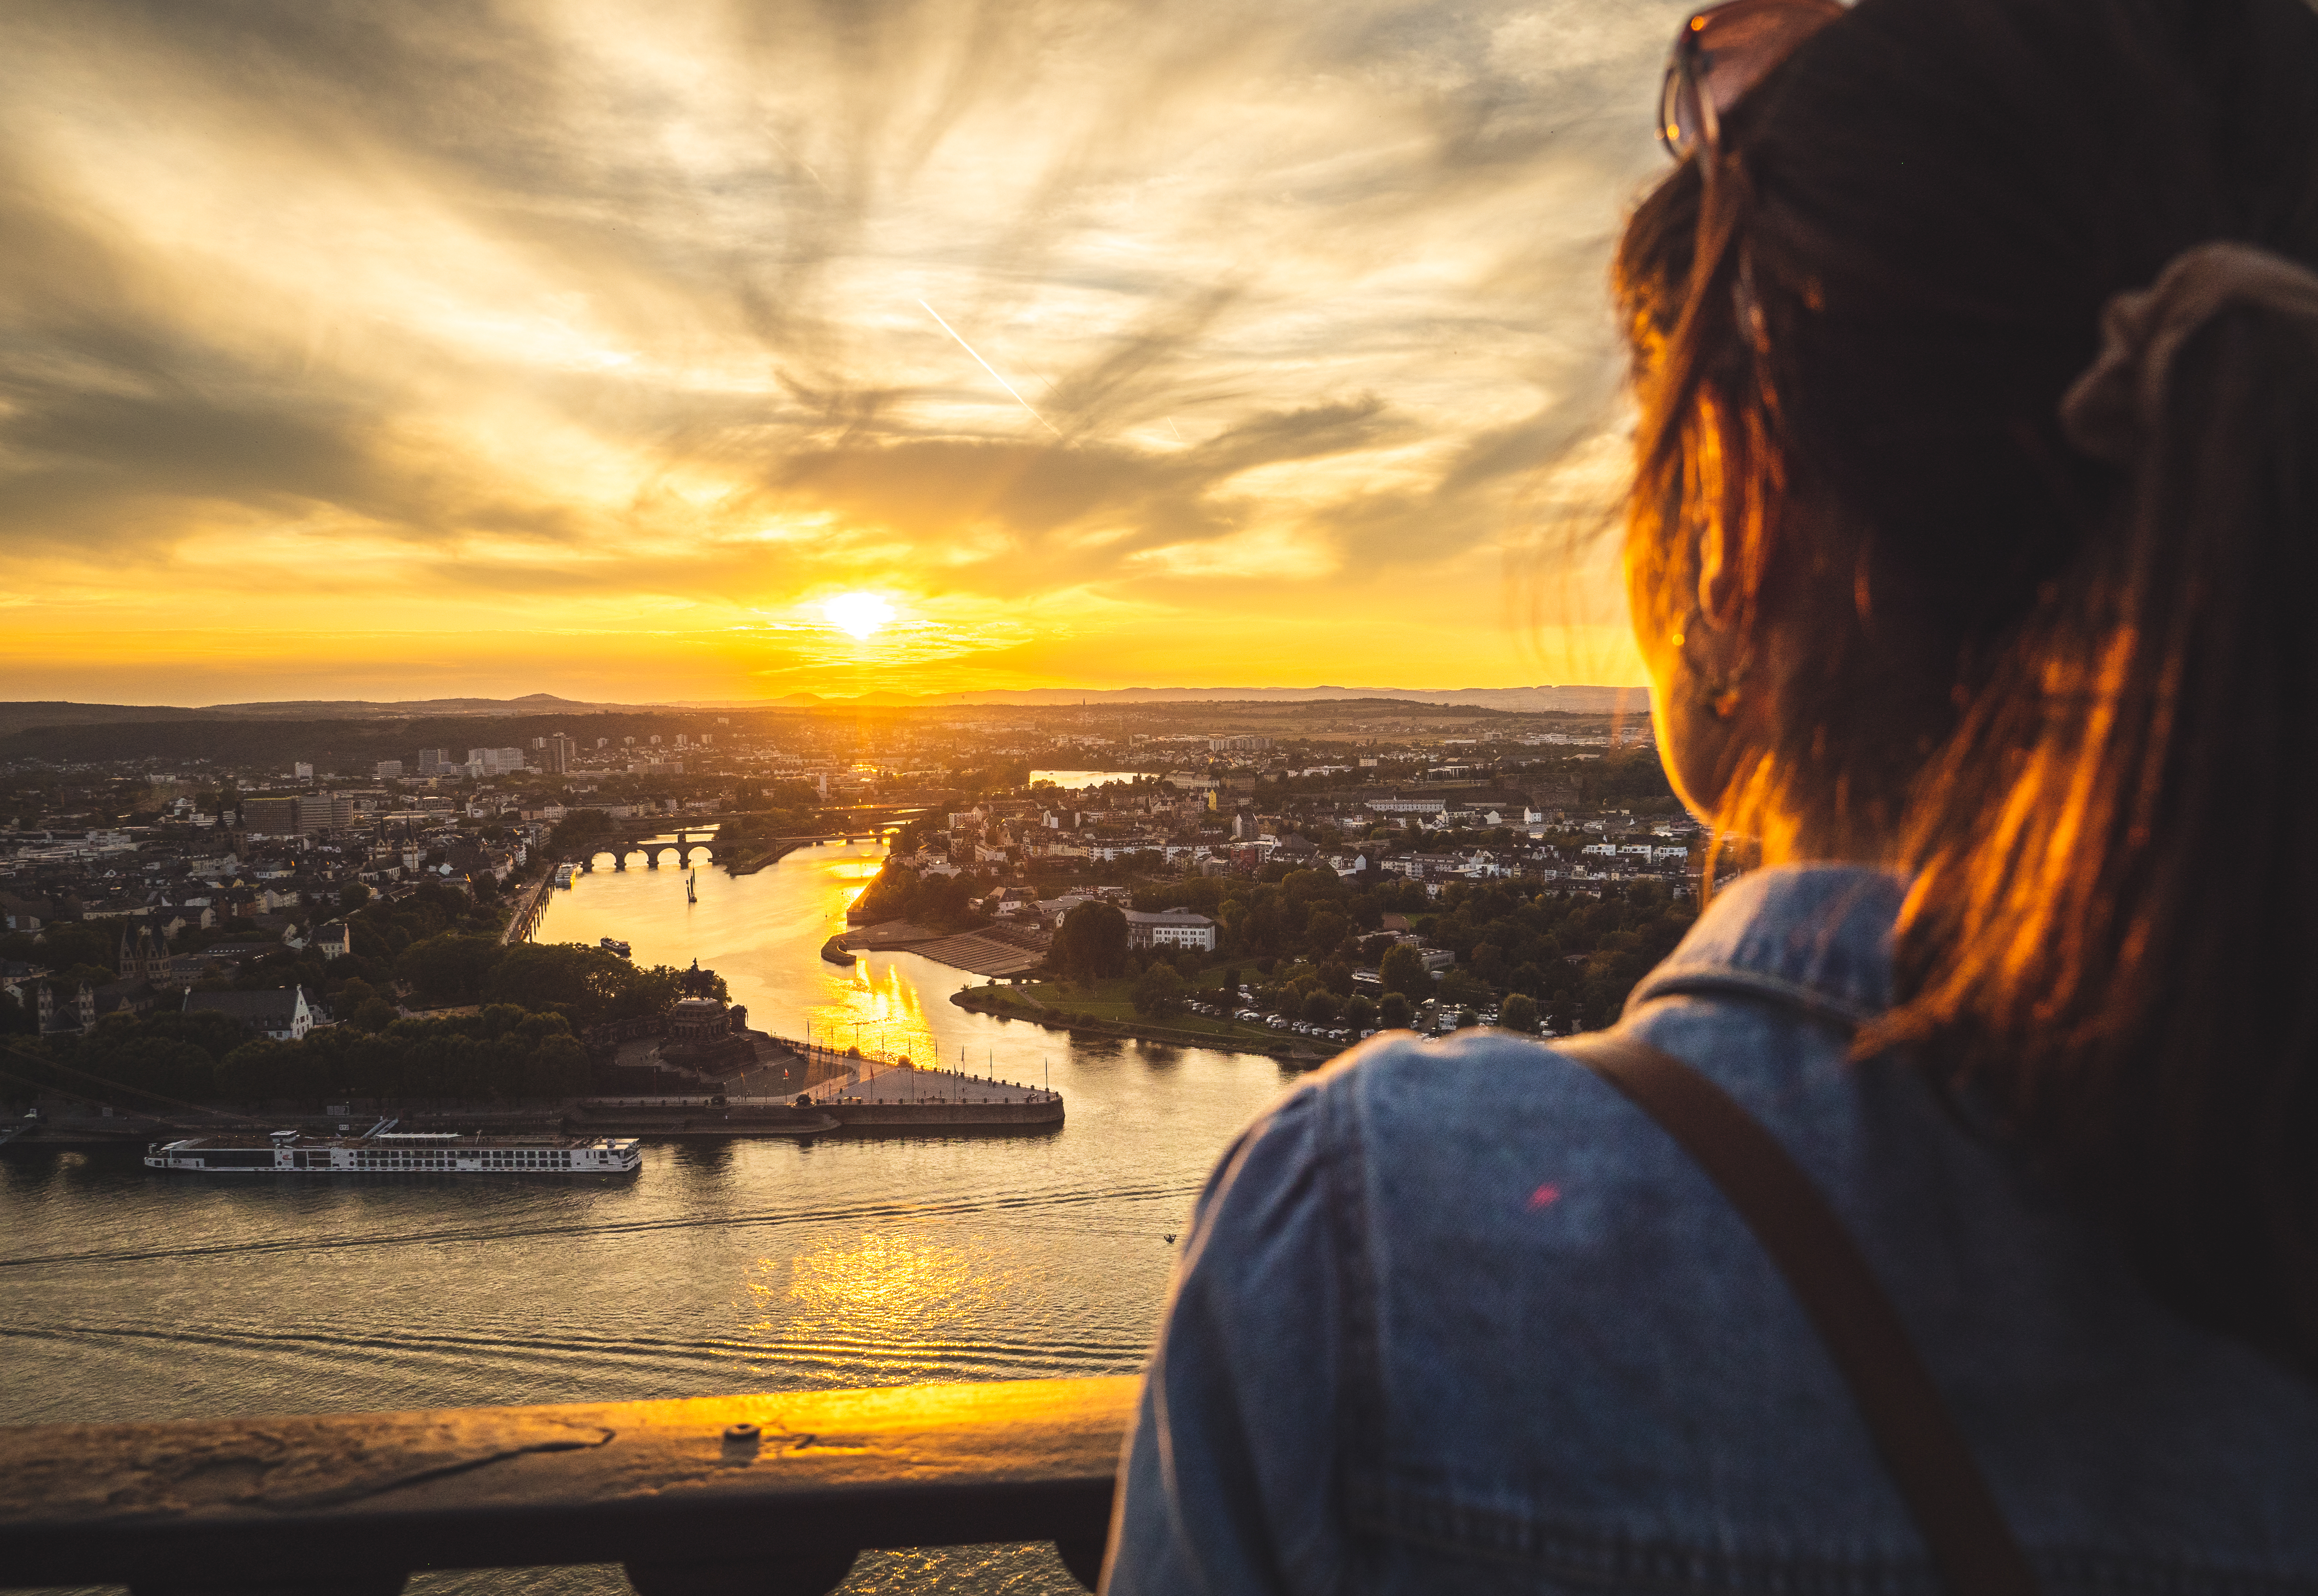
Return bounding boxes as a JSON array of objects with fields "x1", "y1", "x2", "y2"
[{"x1": 799, "y1": 1054, "x2": 1055, "y2": 1106}]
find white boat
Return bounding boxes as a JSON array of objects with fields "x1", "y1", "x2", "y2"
[
  {"x1": 554, "y1": 863, "x2": 576, "y2": 888},
  {"x1": 145, "y1": 1126, "x2": 642, "y2": 1175}
]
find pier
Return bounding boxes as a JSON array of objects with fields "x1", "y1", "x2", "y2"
[{"x1": 757, "y1": 1034, "x2": 1065, "y2": 1128}]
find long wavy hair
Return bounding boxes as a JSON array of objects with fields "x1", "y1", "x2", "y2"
[{"x1": 1616, "y1": 0, "x2": 2318, "y2": 1369}]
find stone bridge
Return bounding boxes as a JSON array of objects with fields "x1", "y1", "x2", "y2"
[
  {"x1": 575, "y1": 804, "x2": 937, "y2": 872},
  {"x1": 583, "y1": 828, "x2": 720, "y2": 870}
]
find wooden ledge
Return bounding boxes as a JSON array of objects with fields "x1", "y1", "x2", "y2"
[{"x1": 0, "y1": 1375, "x2": 1139, "y2": 1592}]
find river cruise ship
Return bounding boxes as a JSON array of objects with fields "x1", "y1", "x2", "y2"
[{"x1": 144, "y1": 1127, "x2": 642, "y2": 1175}]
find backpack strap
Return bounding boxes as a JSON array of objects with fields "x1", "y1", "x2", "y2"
[{"x1": 1556, "y1": 1031, "x2": 2040, "y2": 1596}]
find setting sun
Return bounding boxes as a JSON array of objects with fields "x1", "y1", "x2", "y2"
[
  {"x1": 0, "y1": 2, "x2": 1664, "y2": 704},
  {"x1": 823, "y1": 593, "x2": 896, "y2": 640}
]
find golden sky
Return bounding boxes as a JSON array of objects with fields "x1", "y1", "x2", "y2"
[{"x1": 0, "y1": 0, "x2": 1683, "y2": 706}]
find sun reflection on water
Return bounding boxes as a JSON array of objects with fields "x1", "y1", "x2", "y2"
[
  {"x1": 740, "y1": 1233, "x2": 1006, "y2": 1377},
  {"x1": 794, "y1": 851, "x2": 950, "y2": 1069}
]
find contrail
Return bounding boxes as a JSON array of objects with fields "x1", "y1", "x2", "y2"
[{"x1": 918, "y1": 300, "x2": 1060, "y2": 435}]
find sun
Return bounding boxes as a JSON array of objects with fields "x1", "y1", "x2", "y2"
[{"x1": 823, "y1": 592, "x2": 895, "y2": 640}]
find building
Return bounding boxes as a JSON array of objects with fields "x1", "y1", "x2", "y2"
[
  {"x1": 1271, "y1": 833, "x2": 1320, "y2": 865},
  {"x1": 1208, "y1": 736, "x2": 1273, "y2": 752},
  {"x1": 658, "y1": 962, "x2": 753, "y2": 1072},
  {"x1": 118, "y1": 924, "x2": 169, "y2": 984},
  {"x1": 243, "y1": 795, "x2": 355, "y2": 836},
  {"x1": 466, "y1": 747, "x2": 528, "y2": 777},
  {"x1": 240, "y1": 795, "x2": 302, "y2": 835},
  {"x1": 184, "y1": 986, "x2": 316, "y2": 1042},
  {"x1": 1366, "y1": 796, "x2": 1447, "y2": 816},
  {"x1": 299, "y1": 795, "x2": 357, "y2": 833},
  {"x1": 1123, "y1": 908, "x2": 1217, "y2": 953},
  {"x1": 312, "y1": 920, "x2": 352, "y2": 961},
  {"x1": 374, "y1": 760, "x2": 404, "y2": 779},
  {"x1": 35, "y1": 981, "x2": 96, "y2": 1035},
  {"x1": 546, "y1": 734, "x2": 576, "y2": 775},
  {"x1": 417, "y1": 748, "x2": 453, "y2": 776}
]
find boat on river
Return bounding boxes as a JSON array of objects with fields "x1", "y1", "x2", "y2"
[
  {"x1": 600, "y1": 936, "x2": 632, "y2": 958},
  {"x1": 145, "y1": 1126, "x2": 642, "y2": 1175}
]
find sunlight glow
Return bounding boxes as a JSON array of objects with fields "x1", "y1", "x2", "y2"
[{"x1": 823, "y1": 592, "x2": 896, "y2": 640}]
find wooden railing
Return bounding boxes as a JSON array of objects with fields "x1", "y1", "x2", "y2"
[{"x1": 0, "y1": 1376, "x2": 1137, "y2": 1595}]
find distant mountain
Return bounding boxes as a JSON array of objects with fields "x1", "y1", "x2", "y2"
[
  {"x1": 0, "y1": 684, "x2": 1647, "y2": 739},
  {"x1": 194, "y1": 693, "x2": 621, "y2": 719},
  {"x1": 772, "y1": 685, "x2": 1649, "y2": 713},
  {"x1": 0, "y1": 694, "x2": 631, "y2": 736},
  {"x1": 0, "y1": 702, "x2": 231, "y2": 737}
]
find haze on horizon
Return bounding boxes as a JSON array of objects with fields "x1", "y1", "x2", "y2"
[{"x1": 0, "y1": 0, "x2": 1685, "y2": 708}]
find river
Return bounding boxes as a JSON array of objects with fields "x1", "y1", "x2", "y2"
[{"x1": 0, "y1": 838, "x2": 1307, "y2": 1596}]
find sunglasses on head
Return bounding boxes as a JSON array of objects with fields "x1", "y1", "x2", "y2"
[{"x1": 1660, "y1": 0, "x2": 1845, "y2": 161}]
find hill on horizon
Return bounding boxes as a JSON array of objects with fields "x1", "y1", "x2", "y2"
[{"x1": 0, "y1": 684, "x2": 1646, "y2": 737}]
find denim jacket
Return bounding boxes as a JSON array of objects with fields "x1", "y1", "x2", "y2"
[{"x1": 1106, "y1": 865, "x2": 2318, "y2": 1596}]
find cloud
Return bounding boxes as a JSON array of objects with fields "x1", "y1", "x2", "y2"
[{"x1": 0, "y1": 0, "x2": 1688, "y2": 699}]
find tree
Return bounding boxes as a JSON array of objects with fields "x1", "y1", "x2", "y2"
[
  {"x1": 1304, "y1": 909, "x2": 1349, "y2": 956},
  {"x1": 549, "y1": 808, "x2": 613, "y2": 857},
  {"x1": 1132, "y1": 963, "x2": 1186, "y2": 1018},
  {"x1": 1053, "y1": 902, "x2": 1128, "y2": 982},
  {"x1": 1301, "y1": 988, "x2": 1338, "y2": 1025},
  {"x1": 1342, "y1": 994, "x2": 1377, "y2": 1033},
  {"x1": 1499, "y1": 992, "x2": 1540, "y2": 1034},
  {"x1": 8, "y1": 922, "x2": 115, "y2": 975},
  {"x1": 1438, "y1": 967, "x2": 1491, "y2": 1010},
  {"x1": 1378, "y1": 991, "x2": 1412, "y2": 1030},
  {"x1": 482, "y1": 943, "x2": 636, "y2": 1021},
  {"x1": 395, "y1": 933, "x2": 506, "y2": 1004},
  {"x1": 339, "y1": 880, "x2": 372, "y2": 913},
  {"x1": 215, "y1": 1038, "x2": 289, "y2": 1104},
  {"x1": 1378, "y1": 943, "x2": 1431, "y2": 998}
]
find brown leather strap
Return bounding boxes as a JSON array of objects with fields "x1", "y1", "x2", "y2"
[{"x1": 1557, "y1": 1031, "x2": 2040, "y2": 1596}]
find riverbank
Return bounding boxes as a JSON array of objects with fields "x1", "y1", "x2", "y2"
[
  {"x1": 720, "y1": 837, "x2": 807, "y2": 876},
  {"x1": 0, "y1": 1094, "x2": 1064, "y2": 1146},
  {"x1": 845, "y1": 918, "x2": 1049, "y2": 977},
  {"x1": 949, "y1": 985, "x2": 1325, "y2": 1062}
]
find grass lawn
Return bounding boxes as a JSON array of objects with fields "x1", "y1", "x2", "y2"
[{"x1": 974, "y1": 976, "x2": 1290, "y2": 1049}]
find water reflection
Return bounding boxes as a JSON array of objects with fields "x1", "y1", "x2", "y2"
[
  {"x1": 541, "y1": 841, "x2": 1057, "y2": 1085},
  {"x1": 5, "y1": 834, "x2": 1311, "y2": 1596},
  {"x1": 746, "y1": 1233, "x2": 1009, "y2": 1379}
]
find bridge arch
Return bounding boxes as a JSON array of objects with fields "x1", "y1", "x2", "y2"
[{"x1": 598, "y1": 832, "x2": 719, "y2": 869}]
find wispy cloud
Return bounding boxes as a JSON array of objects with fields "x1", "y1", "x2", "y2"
[{"x1": 0, "y1": 0, "x2": 1687, "y2": 701}]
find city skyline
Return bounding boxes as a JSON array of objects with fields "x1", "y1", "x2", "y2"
[{"x1": 1, "y1": 0, "x2": 1686, "y2": 704}]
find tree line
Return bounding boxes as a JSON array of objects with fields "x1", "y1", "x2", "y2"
[
  {"x1": 3, "y1": 1004, "x2": 594, "y2": 1111},
  {"x1": 1035, "y1": 864, "x2": 1695, "y2": 1035}
]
